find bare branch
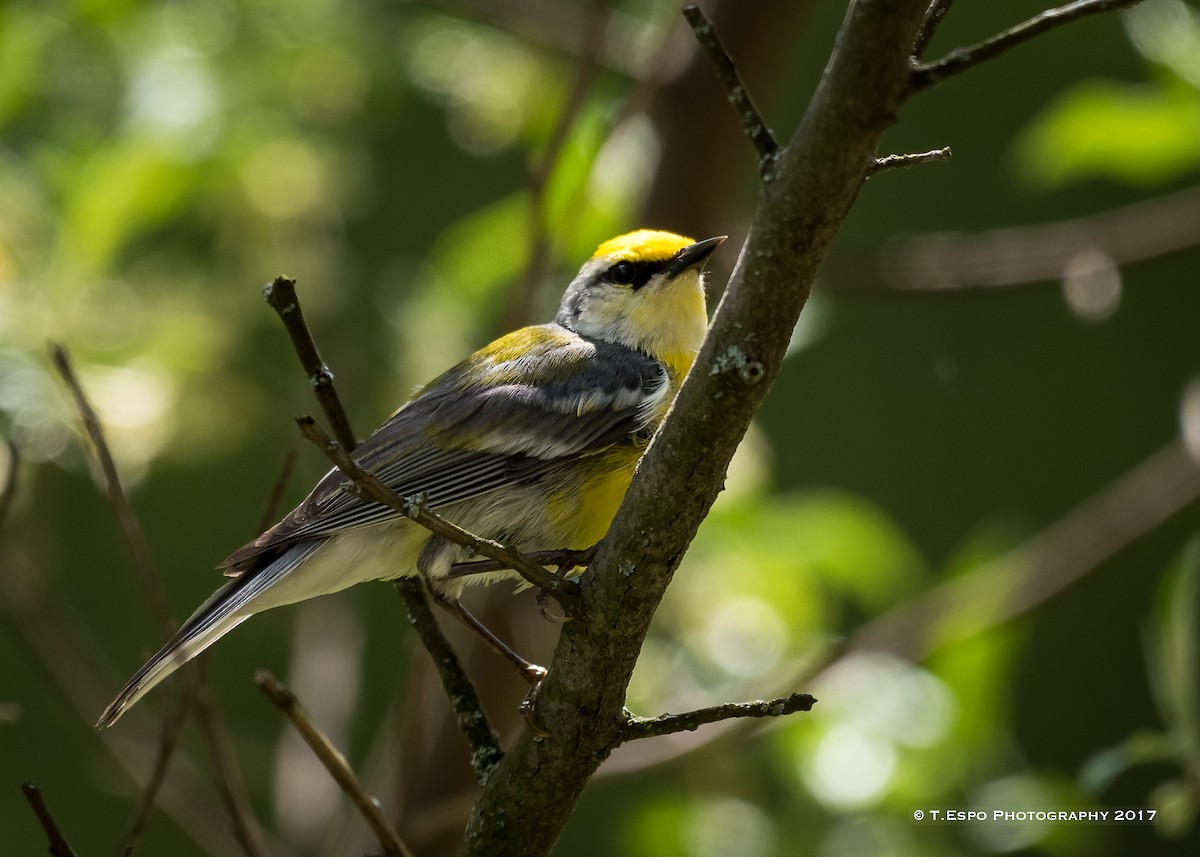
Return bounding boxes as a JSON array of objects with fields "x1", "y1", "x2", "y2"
[
  {"x1": 0, "y1": 566, "x2": 245, "y2": 853},
  {"x1": 845, "y1": 183, "x2": 1200, "y2": 291},
  {"x1": 912, "y1": 0, "x2": 956, "y2": 59},
  {"x1": 393, "y1": 579, "x2": 505, "y2": 779},
  {"x1": 622, "y1": 692, "x2": 816, "y2": 742},
  {"x1": 869, "y1": 146, "x2": 952, "y2": 176},
  {"x1": 681, "y1": 3, "x2": 779, "y2": 172},
  {"x1": 187, "y1": 673, "x2": 268, "y2": 857},
  {"x1": 257, "y1": 447, "x2": 299, "y2": 534},
  {"x1": 295, "y1": 416, "x2": 579, "y2": 603},
  {"x1": 458, "y1": 2, "x2": 935, "y2": 852},
  {"x1": 49, "y1": 343, "x2": 173, "y2": 638},
  {"x1": 268, "y1": 280, "x2": 505, "y2": 785},
  {"x1": 263, "y1": 276, "x2": 358, "y2": 449},
  {"x1": 255, "y1": 670, "x2": 416, "y2": 857},
  {"x1": 19, "y1": 782, "x2": 80, "y2": 857},
  {"x1": 604, "y1": 435, "x2": 1200, "y2": 771},
  {"x1": 50, "y1": 343, "x2": 266, "y2": 857},
  {"x1": 854, "y1": 437, "x2": 1200, "y2": 658},
  {"x1": 116, "y1": 685, "x2": 195, "y2": 856},
  {"x1": 607, "y1": 434, "x2": 1200, "y2": 775},
  {"x1": 912, "y1": 0, "x2": 1146, "y2": 92},
  {"x1": 446, "y1": 546, "x2": 595, "y2": 580}
]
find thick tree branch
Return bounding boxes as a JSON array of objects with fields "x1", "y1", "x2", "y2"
[
  {"x1": 622, "y1": 692, "x2": 816, "y2": 742},
  {"x1": 911, "y1": 0, "x2": 1146, "y2": 92},
  {"x1": 20, "y1": 782, "x2": 79, "y2": 857},
  {"x1": 256, "y1": 670, "x2": 416, "y2": 857},
  {"x1": 455, "y1": 0, "x2": 1144, "y2": 851},
  {"x1": 264, "y1": 275, "x2": 358, "y2": 450},
  {"x1": 457, "y1": 2, "x2": 930, "y2": 854},
  {"x1": 681, "y1": 3, "x2": 779, "y2": 172},
  {"x1": 602, "y1": 433, "x2": 1200, "y2": 775}
]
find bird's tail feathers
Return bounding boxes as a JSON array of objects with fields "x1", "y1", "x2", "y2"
[{"x1": 97, "y1": 541, "x2": 321, "y2": 727}]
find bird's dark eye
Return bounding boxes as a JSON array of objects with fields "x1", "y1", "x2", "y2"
[{"x1": 610, "y1": 260, "x2": 636, "y2": 285}]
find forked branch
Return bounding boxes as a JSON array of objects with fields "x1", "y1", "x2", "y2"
[
  {"x1": 911, "y1": 0, "x2": 1146, "y2": 92},
  {"x1": 266, "y1": 281, "x2": 501, "y2": 778},
  {"x1": 50, "y1": 343, "x2": 265, "y2": 857}
]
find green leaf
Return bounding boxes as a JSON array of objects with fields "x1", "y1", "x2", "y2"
[
  {"x1": 1148, "y1": 777, "x2": 1199, "y2": 838},
  {"x1": 1145, "y1": 535, "x2": 1200, "y2": 770},
  {"x1": 56, "y1": 141, "x2": 198, "y2": 276},
  {"x1": 428, "y1": 191, "x2": 531, "y2": 312},
  {"x1": 1012, "y1": 79, "x2": 1200, "y2": 188}
]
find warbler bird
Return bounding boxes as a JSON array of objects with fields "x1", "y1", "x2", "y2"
[{"x1": 98, "y1": 229, "x2": 724, "y2": 727}]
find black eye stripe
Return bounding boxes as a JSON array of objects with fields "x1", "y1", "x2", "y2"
[{"x1": 607, "y1": 259, "x2": 668, "y2": 289}]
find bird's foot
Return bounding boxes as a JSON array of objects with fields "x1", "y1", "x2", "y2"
[{"x1": 518, "y1": 668, "x2": 551, "y2": 737}]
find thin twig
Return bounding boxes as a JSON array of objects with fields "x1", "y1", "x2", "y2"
[
  {"x1": 50, "y1": 343, "x2": 173, "y2": 638},
  {"x1": 402, "y1": 497, "x2": 577, "y2": 603},
  {"x1": 911, "y1": 0, "x2": 1146, "y2": 92},
  {"x1": 622, "y1": 692, "x2": 816, "y2": 742},
  {"x1": 854, "y1": 437, "x2": 1200, "y2": 658},
  {"x1": 393, "y1": 578, "x2": 505, "y2": 779},
  {"x1": 446, "y1": 546, "x2": 595, "y2": 580},
  {"x1": 255, "y1": 670, "x2": 415, "y2": 857},
  {"x1": 912, "y1": 0, "x2": 956, "y2": 59},
  {"x1": 295, "y1": 416, "x2": 578, "y2": 604},
  {"x1": 603, "y1": 439, "x2": 1200, "y2": 775},
  {"x1": 263, "y1": 276, "x2": 357, "y2": 449},
  {"x1": 1, "y1": 573, "x2": 245, "y2": 854},
  {"x1": 0, "y1": 437, "x2": 18, "y2": 537},
  {"x1": 20, "y1": 782, "x2": 80, "y2": 857},
  {"x1": 257, "y1": 447, "x2": 299, "y2": 533},
  {"x1": 270, "y1": 285, "x2": 503, "y2": 780},
  {"x1": 49, "y1": 343, "x2": 266, "y2": 857},
  {"x1": 186, "y1": 672, "x2": 266, "y2": 857},
  {"x1": 116, "y1": 684, "x2": 196, "y2": 856},
  {"x1": 681, "y1": 3, "x2": 779, "y2": 172},
  {"x1": 849, "y1": 182, "x2": 1200, "y2": 291},
  {"x1": 869, "y1": 146, "x2": 952, "y2": 176},
  {"x1": 607, "y1": 435, "x2": 1200, "y2": 775}
]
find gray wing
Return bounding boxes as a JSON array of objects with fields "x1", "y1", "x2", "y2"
[{"x1": 222, "y1": 324, "x2": 666, "y2": 570}]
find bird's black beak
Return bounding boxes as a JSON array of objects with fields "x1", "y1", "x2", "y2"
[{"x1": 665, "y1": 235, "x2": 727, "y2": 277}]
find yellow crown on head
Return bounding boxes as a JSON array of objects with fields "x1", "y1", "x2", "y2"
[{"x1": 591, "y1": 229, "x2": 697, "y2": 262}]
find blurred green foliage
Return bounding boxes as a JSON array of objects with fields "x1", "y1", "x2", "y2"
[
  {"x1": 2, "y1": 1, "x2": 1200, "y2": 856},
  {"x1": 1015, "y1": 0, "x2": 1200, "y2": 186}
]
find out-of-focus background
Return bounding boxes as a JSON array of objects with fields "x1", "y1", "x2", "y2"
[{"x1": 2, "y1": 1, "x2": 1199, "y2": 855}]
